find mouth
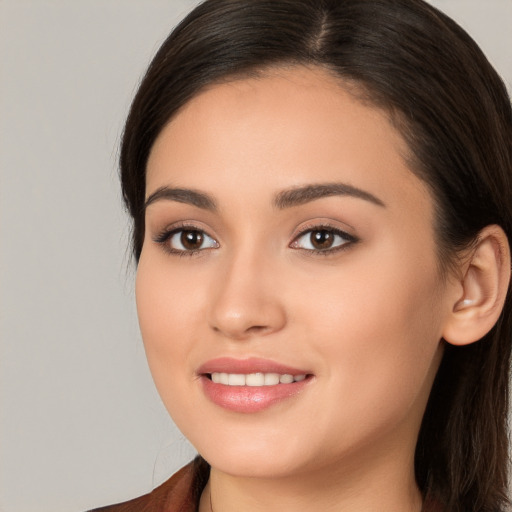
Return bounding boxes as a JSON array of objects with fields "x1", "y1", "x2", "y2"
[{"x1": 198, "y1": 358, "x2": 313, "y2": 413}]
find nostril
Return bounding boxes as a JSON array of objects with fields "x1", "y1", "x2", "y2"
[{"x1": 247, "y1": 325, "x2": 269, "y2": 333}]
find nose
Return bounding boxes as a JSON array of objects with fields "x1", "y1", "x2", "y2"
[{"x1": 208, "y1": 251, "x2": 287, "y2": 341}]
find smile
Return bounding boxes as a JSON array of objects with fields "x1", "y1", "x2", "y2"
[
  {"x1": 198, "y1": 358, "x2": 313, "y2": 413},
  {"x1": 209, "y1": 372, "x2": 307, "y2": 386}
]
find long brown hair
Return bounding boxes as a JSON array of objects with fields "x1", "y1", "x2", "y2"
[{"x1": 119, "y1": 1, "x2": 512, "y2": 510}]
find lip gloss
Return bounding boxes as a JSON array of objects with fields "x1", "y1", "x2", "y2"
[{"x1": 198, "y1": 358, "x2": 312, "y2": 413}]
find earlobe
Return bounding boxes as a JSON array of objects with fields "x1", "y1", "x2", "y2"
[{"x1": 442, "y1": 225, "x2": 511, "y2": 346}]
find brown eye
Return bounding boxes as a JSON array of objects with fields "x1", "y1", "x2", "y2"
[
  {"x1": 164, "y1": 228, "x2": 218, "y2": 253},
  {"x1": 292, "y1": 227, "x2": 355, "y2": 252},
  {"x1": 310, "y1": 230, "x2": 335, "y2": 250},
  {"x1": 180, "y1": 230, "x2": 204, "y2": 250}
]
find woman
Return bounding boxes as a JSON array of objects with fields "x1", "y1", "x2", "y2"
[{"x1": 91, "y1": 0, "x2": 512, "y2": 511}]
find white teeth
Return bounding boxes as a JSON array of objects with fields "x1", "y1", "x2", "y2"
[
  {"x1": 245, "y1": 373, "x2": 265, "y2": 386},
  {"x1": 209, "y1": 372, "x2": 307, "y2": 386},
  {"x1": 228, "y1": 374, "x2": 246, "y2": 386},
  {"x1": 264, "y1": 373, "x2": 280, "y2": 385}
]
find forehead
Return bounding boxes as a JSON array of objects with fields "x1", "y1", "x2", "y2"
[
  {"x1": 146, "y1": 65, "x2": 429, "y2": 214},
  {"x1": 151, "y1": 66, "x2": 405, "y2": 159}
]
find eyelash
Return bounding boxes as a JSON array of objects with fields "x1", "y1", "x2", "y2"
[{"x1": 153, "y1": 223, "x2": 358, "y2": 257}]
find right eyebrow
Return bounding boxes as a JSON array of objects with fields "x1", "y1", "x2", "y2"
[{"x1": 144, "y1": 186, "x2": 217, "y2": 211}]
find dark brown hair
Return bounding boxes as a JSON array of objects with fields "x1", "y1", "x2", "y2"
[{"x1": 120, "y1": 1, "x2": 512, "y2": 510}]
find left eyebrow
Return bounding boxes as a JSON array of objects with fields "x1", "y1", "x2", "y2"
[{"x1": 273, "y1": 182, "x2": 386, "y2": 209}]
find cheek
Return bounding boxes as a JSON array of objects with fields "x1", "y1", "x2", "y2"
[
  {"x1": 135, "y1": 253, "x2": 202, "y2": 396},
  {"x1": 297, "y1": 244, "x2": 444, "y2": 422}
]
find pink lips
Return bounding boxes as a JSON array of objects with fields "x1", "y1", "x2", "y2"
[
  {"x1": 198, "y1": 357, "x2": 309, "y2": 376},
  {"x1": 198, "y1": 357, "x2": 312, "y2": 413}
]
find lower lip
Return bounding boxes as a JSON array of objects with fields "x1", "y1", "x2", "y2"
[{"x1": 200, "y1": 375, "x2": 311, "y2": 413}]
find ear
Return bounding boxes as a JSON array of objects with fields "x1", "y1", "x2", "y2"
[{"x1": 442, "y1": 225, "x2": 511, "y2": 346}]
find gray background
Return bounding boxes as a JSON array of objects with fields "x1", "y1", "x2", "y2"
[{"x1": 1, "y1": 1, "x2": 511, "y2": 511}]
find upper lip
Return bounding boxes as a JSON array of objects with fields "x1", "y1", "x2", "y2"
[{"x1": 197, "y1": 357, "x2": 310, "y2": 376}]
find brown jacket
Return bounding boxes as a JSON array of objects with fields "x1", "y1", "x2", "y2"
[{"x1": 88, "y1": 462, "x2": 201, "y2": 512}]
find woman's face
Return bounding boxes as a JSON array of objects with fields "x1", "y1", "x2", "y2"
[{"x1": 137, "y1": 67, "x2": 452, "y2": 479}]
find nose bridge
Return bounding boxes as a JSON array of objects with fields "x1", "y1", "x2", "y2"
[{"x1": 208, "y1": 239, "x2": 286, "y2": 339}]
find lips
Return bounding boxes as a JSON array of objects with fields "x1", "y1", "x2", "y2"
[{"x1": 198, "y1": 357, "x2": 313, "y2": 413}]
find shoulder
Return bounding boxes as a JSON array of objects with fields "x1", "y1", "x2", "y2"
[{"x1": 87, "y1": 461, "x2": 202, "y2": 512}]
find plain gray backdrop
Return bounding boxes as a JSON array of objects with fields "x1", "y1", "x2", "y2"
[{"x1": 1, "y1": 1, "x2": 511, "y2": 511}]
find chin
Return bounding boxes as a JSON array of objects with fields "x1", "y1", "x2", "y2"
[
  {"x1": 188, "y1": 425, "x2": 327, "y2": 479},
  {"x1": 203, "y1": 449, "x2": 307, "y2": 478}
]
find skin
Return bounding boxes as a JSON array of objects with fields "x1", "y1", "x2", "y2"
[{"x1": 136, "y1": 66, "x2": 461, "y2": 512}]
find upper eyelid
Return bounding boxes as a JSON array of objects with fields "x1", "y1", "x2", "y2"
[
  {"x1": 292, "y1": 222, "x2": 356, "y2": 239},
  {"x1": 293, "y1": 228, "x2": 355, "y2": 243},
  {"x1": 156, "y1": 223, "x2": 352, "y2": 238},
  {"x1": 152, "y1": 221, "x2": 215, "y2": 237}
]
